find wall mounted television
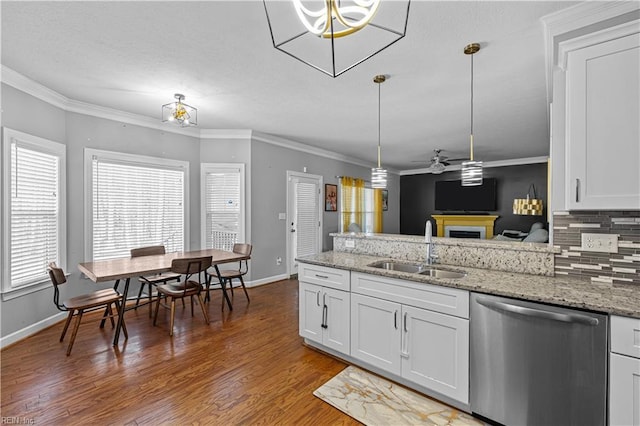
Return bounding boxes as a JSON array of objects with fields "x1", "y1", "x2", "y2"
[{"x1": 434, "y1": 178, "x2": 497, "y2": 212}]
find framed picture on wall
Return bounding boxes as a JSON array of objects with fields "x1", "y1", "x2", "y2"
[
  {"x1": 325, "y1": 184, "x2": 337, "y2": 211},
  {"x1": 382, "y1": 189, "x2": 388, "y2": 211}
]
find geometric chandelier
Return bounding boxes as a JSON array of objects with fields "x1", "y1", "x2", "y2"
[
  {"x1": 263, "y1": 0, "x2": 411, "y2": 78},
  {"x1": 162, "y1": 93, "x2": 197, "y2": 127}
]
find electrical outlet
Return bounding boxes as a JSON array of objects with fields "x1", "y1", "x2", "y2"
[
  {"x1": 345, "y1": 239, "x2": 355, "y2": 248},
  {"x1": 276, "y1": 257, "x2": 282, "y2": 265},
  {"x1": 581, "y1": 233, "x2": 619, "y2": 253}
]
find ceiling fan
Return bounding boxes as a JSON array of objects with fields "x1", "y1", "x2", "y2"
[{"x1": 418, "y1": 149, "x2": 465, "y2": 174}]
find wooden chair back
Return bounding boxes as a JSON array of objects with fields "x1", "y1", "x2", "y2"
[
  {"x1": 232, "y1": 243, "x2": 252, "y2": 275},
  {"x1": 48, "y1": 262, "x2": 67, "y2": 311},
  {"x1": 171, "y1": 256, "x2": 212, "y2": 296},
  {"x1": 131, "y1": 245, "x2": 166, "y2": 258}
]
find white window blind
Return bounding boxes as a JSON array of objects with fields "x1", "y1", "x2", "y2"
[
  {"x1": 203, "y1": 164, "x2": 244, "y2": 251},
  {"x1": 295, "y1": 181, "x2": 319, "y2": 257},
  {"x1": 90, "y1": 152, "x2": 186, "y2": 261},
  {"x1": 2, "y1": 128, "x2": 66, "y2": 296}
]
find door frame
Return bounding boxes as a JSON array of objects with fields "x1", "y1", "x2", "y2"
[{"x1": 286, "y1": 170, "x2": 323, "y2": 277}]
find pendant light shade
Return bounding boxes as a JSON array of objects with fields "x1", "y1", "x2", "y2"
[
  {"x1": 513, "y1": 184, "x2": 544, "y2": 215},
  {"x1": 461, "y1": 43, "x2": 482, "y2": 186},
  {"x1": 371, "y1": 74, "x2": 387, "y2": 189}
]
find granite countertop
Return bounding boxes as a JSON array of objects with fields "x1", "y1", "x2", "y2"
[{"x1": 298, "y1": 251, "x2": 640, "y2": 318}]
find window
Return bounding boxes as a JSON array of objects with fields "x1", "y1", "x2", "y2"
[
  {"x1": 201, "y1": 163, "x2": 245, "y2": 251},
  {"x1": 339, "y1": 177, "x2": 382, "y2": 233},
  {"x1": 85, "y1": 149, "x2": 188, "y2": 261},
  {"x1": 1, "y1": 128, "x2": 66, "y2": 299}
]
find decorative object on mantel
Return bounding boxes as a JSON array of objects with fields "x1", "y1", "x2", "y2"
[
  {"x1": 371, "y1": 74, "x2": 388, "y2": 189},
  {"x1": 513, "y1": 184, "x2": 544, "y2": 216},
  {"x1": 461, "y1": 43, "x2": 483, "y2": 187},
  {"x1": 162, "y1": 94, "x2": 197, "y2": 127},
  {"x1": 314, "y1": 365, "x2": 482, "y2": 426},
  {"x1": 262, "y1": 0, "x2": 411, "y2": 78}
]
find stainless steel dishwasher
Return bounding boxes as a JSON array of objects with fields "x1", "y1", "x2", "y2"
[{"x1": 470, "y1": 293, "x2": 608, "y2": 426}]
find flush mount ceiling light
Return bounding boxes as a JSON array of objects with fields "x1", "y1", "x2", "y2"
[
  {"x1": 263, "y1": 0, "x2": 411, "y2": 78},
  {"x1": 371, "y1": 74, "x2": 387, "y2": 189},
  {"x1": 162, "y1": 94, "x2": 197, "y2": 127},
  {"x1": 513, "y1": 184, "x2": 544, "y2": 216},
  {"x1": 461, "y1": 43, "x2": 483, "y2": 187}
]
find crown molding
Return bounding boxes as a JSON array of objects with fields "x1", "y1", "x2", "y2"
[
  {"x1": 251, "y1": 130, "x2": 397, "y2": 173},
  {"x1": 199, "y1": 129, "x2": 252, "y2": 139},
  {"x1": 399, "y1": 156, "x2": 549, "y2": 176}
]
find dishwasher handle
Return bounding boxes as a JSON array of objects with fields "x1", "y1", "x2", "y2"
[{"x1": 476, "y1": 297, "x2": 599, "y2": 326}]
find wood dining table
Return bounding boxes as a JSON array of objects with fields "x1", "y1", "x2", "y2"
[{"x1": 78, "y1": 248, "x2": 250, "y2": 345}]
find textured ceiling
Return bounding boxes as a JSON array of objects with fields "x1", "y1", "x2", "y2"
[{"x1": 1, "y1": 1, "x2": 579, "y2": 171}]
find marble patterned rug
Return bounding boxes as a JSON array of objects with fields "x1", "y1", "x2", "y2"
[{"x1": 314, "y1": 366, "x2": 484, "y2": 426}]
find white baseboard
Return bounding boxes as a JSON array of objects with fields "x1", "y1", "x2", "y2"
[
  {"x1": 246, "y1": 274, "x2": 289, "y2": 288},
  {"x1": 1, "y1": 311, "x2": 66, "y2": 349}
]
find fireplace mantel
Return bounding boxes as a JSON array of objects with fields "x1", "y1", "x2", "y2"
[{"x1": 431, "y1": 215, "x2": 499, "y2": 239}]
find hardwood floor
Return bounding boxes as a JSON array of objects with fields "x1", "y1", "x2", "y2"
[{"x1": 1, "y1": 279, "x2": 360, "y2": 425}]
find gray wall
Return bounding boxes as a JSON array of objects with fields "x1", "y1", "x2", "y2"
[{"x1": 250, "y1": 139, "x2": 400, "y2": 281}]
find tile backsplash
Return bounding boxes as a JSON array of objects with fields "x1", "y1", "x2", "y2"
[{"x1": 553, "y1": 211, "x2": 640, "y2": 286}]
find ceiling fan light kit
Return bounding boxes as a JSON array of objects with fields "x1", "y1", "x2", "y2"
[
  {"x1": 262, "y1": 0, "x2": 411, "y2": 78},
  {"x1": 162, "y1": 93, "x2": 197, "y2": 127},
  {"x1": 461, "y1": 42, "x2": 483, "y2": 187},
  {"x1": 371, "y1": 74, "x2": 388, "y2": 189}
]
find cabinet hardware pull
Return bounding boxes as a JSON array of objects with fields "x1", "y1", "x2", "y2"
[
  {"x1": 394, "y1": 311, "x2": 398, "y2": 329},
  {"x1": 321, "y1": 304, "x2": 328, "y2": 329},
  {"x1": 316, "y1": 291, "x2": 320, "y2": 306},
  {"x1": 576, "y1": 178, "x2": 580, "y2": 202},
  {"x1": 404, "y1": 312, "x2": 408, "y2": 332},
  {"x1": 315, "y1": 274, "x2": 329, "y2": 279}
]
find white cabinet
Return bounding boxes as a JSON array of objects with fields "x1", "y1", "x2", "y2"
[
  {"x1": 350, "y1": 293, "x2": 402, "y2": 375},
  {"x1": 299, "y1": 264, "x2": 350, "y2": 355},
  {"x1": 350, "y1": 272, "x2": 469, "y2": 404},
  {"x1": 610, "y1": 315, "x2": 640, "y2": 426},
  {"x1": 559, "y1": 24, "x2": 640, "y2": 210}
]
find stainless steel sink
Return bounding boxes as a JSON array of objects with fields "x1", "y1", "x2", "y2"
[
  {"x1": 368, "y1": 261, "x2": 424, "y2": 273},
  {"x1": 367, "y1": 260, "x2": 466, "y2": 279}
]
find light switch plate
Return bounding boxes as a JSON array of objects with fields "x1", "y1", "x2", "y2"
[
  {"x1": 581, "y1": 233, "x2": 618, "y2": 253},
  {"x1": 278, "y1": 213, "x2": 286, "y2": 220}
]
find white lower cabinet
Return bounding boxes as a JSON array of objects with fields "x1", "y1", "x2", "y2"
[
  {"x1": 299, "y1": 281, "x2": 350, "y2": 355},
  {"x1": 350, "y1": 275, "x2": 469, "y2": 405},
  {"x1": 610, "y1": 315, "x2": 640, "y2": 426}
]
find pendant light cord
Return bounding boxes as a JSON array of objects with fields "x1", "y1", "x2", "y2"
[
  {"x1": 470, "y1": 51, "x2": 474, "y2": 161},
  {"x1": 377, "y1": 79, "x2": 382, "y2": 168}
]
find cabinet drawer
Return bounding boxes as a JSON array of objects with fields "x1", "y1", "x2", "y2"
[
  {"x1": 611, "y1": 315, "x2": 640, "y2": 359},
  {"x1": 351, "y1": 272, "x2": 469, "y2": 319},
  {"x1": 299, "y1": 263, "x2": 350, "y2": 291}
]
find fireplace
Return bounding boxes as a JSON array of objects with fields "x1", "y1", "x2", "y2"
[
  {"x1": 432, "y1": 215, "x2": 499, "y2": 239},
  {"x1": 445, "y1": 226, "x2": 485, "y2": 239}
]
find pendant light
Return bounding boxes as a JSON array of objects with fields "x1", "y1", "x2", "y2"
[
  {"x1": 371, "y1": 74, "x2": 387, "y2": 189},
  {"x1": 461, "y1": 43, "x2": 483, "y2": 186}
]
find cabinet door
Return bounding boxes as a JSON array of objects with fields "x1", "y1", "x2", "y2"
[
  {"x1": 351, "y1": 293, "x2": 401, "y2": 375},
  {"x1": 322, "y1": 287, "x2": 350, "y2": 355},
  {"x1": 401, "y1": 305, "x2": 469, "y2": 404},
  {"x1": 610, "y1": 352, "x2": 640, "y2": 426},
  {"x1": 566, "y1": 32, "x2": 640, "y2": 209},
  {"x1": 299, "y1": 282, "x2": 322, "y2": 343}
]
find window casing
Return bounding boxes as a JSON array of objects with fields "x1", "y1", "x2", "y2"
[
  {"x1": 84, "y1": 149, "x2": 189, "y2": 261},
  {"x1": 1, "y1": 128, "x2": 66, "y2": 299},
  {"x1": 201, "y1": 163, "x2": 245, "y2": 251}
]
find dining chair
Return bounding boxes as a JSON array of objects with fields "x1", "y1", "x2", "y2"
[
  {"x1": 48, "y1": 262, "x2": 128, "y2": 355},
  {"x1": 130, "y1": 245, "x2": 181, "y2": 317},
  {"x1": 206, "y1": 243, "x2": 252, "y2": 308},
  {"x1": 153, "y1": 256, "x2": 212, "y2": 336}
]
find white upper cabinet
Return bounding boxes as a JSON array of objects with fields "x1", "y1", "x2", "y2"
[{"x1": 565, "y1": 31, "x2": 640, "y2": 210}]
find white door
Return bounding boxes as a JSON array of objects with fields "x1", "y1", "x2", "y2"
[
  {"x1": 287, "y1": 172, "x2": 323, "y2": 276},
  {"x1": 323, "y1": 287, "x2": 350, "y2": 355},
  {"x1": 350, "y1": 293, "x2": 401, "y2": 375},
  {"x1": 610, "y1": 353, "x2": 640, "y2": 426},
  {"x1": 401, "y1": 305, "x2": 469, "y2": 404}
]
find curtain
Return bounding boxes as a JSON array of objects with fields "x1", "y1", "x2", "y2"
[
  {"x1": 373, "y1": 188, "x2": 383, "y2": 233},
  {"x1": 339, "y1": 177, "x2": 383, "y2": 233}
]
